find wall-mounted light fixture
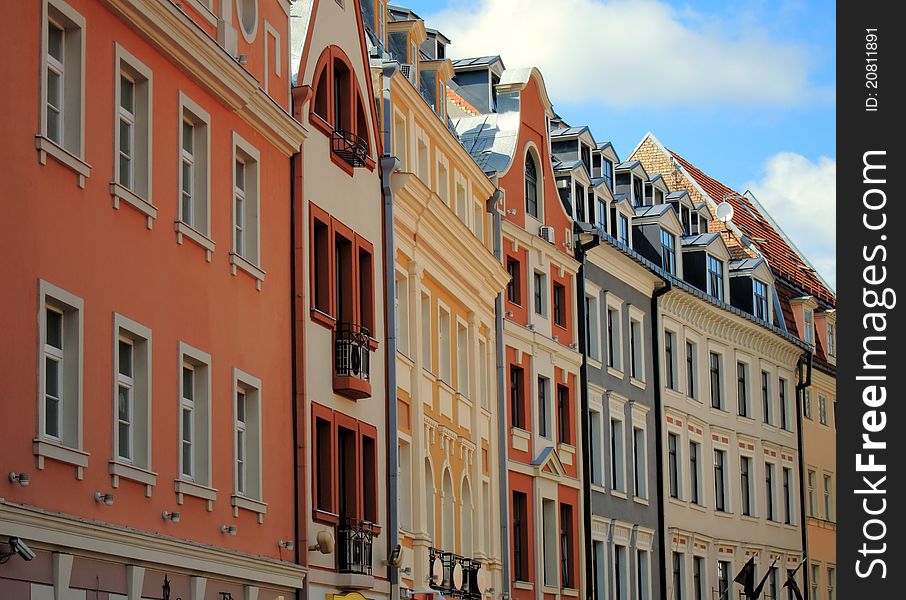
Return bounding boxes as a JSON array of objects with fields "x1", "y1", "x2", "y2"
[
  {"x1": 94, "y1": 492, "x2": 114, "y2": 505},
  {"x1": 8, "y1": 472, "x2": 30, "y2": 487},
  {"x1": 277, "y1": 539, "x2": 294, "y2": 550},
  {"x1": 220, "y1": 524, "x2": 237, "y2": 536},
  {"x1": 162, "y1": 511, "x2": 181, "y2": 523}
]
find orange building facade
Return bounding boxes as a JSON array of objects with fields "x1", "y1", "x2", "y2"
[{"x1": 0, "y1": 0, "x2": 306, "y2": 598}]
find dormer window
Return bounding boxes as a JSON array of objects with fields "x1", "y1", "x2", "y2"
[
  {"x1": 707, "y1": 255, "x2": 724, "y2": 301},
  {"x1": 804, "y1": 308, "x2": 814, "y2": 345},
  {"x1": 700, "y1": 216, "x2": 709, "y2": 233},
  {"x1": 310, "y1": 48, "x2": 371, "y2": 169},
  {"x1": 618, "y1": 214, "x2": 630, "y2": 245},
  {"x1": 633, "y1": 177, "x2": 643, "y2": 207},
  {"x1": 681, "y1": 206, "x2": 692, "y2": 234},
  {"x1": 596, "y1": 199, "x2": 607, "y2": 231},
  {"x1": 644, "y1": 183, "x2": 653, "y2": 206},
  {"x1": 525, "y1": 152, "x2": 539, "y2": 218},
  {"x1": 753, "y1": 279, "x2": 769, "y2": 320},
  {"x1": 575, "y1": 183, "x2": 586, "y2": 221},
  {"x1": 581, "y1": 144, "x2": 591, "y2": 173},
  {"x1": 660, "y1": 229, "x2": 676, "y2": 275},
  {"x1": 602, "y1": 160, "x2": 613, "y2": 190},
  {"x1": 826, "y1": 322, "x2": 836, "y2": 356},
  {"x1": 655, "y1": 189, "x2": 665, "y2": 205}
]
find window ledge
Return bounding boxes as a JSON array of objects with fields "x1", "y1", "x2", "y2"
[
  {"x1": 175, "y1": 479, "x2": 217, "y2": 510},
  {"x1": 633, "y1": 496, "x2": 650, "y2": 506},
  {"x1": 232, "y1": 494, "x2": 268, "y2": 523},
  {"x1": 690, "y1": 502, "x2": 708, "y2": 513},
  {"x1": 109, "y1": 460, "x2": 157, "y2": 494},
  {"x1": 35, "y1": 135, "x2": 91, "y2": 188},
  {"x1": 562, "y1": 588, "x2": 579, "y2": 597},
  {"x1": 510, "y1": 427, "x2": 531, "y2": 441},
  {"x1": 175, "y1": 221, "x2": 215, "y2": 261},
  {"x1": 110, "y1": 182, "x2": 157, "y2": 229},
  {"x1": 607, "y1": 366, "x2": 624, "y2": 378},
  {"x1": 542, "y1": 586, "x2": 560, "y2": 595},
  {"x1": 230, "y1": 252, "x2": 266, "y2": 290},
  {"x1": 611, "y1": 489, "x2": 628, "y2": 500},
  {"x1": 714, "y1": 510, "x2": 733, "y2": 518},
  {"x1": 630, "y1": 377, "x2": 647, "y2": 390},
  {"x1": 313, "y1": 508, "x2": 340, "y2": 525},
  {"x1": 310, "y1": 308, "x2": 337, "y2": 329},
  {"x1": 587, "y1": 357, "x2": 603, "y2": 370},
  {"x1": 513, "y1": 582, "x2": 534, "y2": 591},
  {"x1": 33, "y1": 438, "x2": 89, "y2": 479}
]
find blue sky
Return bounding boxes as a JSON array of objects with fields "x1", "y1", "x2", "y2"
[{"x1": 399, "y1": 0, "x2": 837, "y2": 288}]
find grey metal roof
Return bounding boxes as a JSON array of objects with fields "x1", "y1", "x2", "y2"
[
  {"x1": 551, "y1": 126, "x2": 590, "y2": 138},
  {"x1": 451, "y1": 112, "x2": 520, "y2": 176},
  {"x1": 451, "y1": 55, "x2": 504, "y2": 69},
  {"x1": 729, "y1": 257, "x2": 766, "y2": 272},
  {"x1": 681, "y1": 232, "x2": 722, "y2": 247},
  {"x1": 597, "y1": 141, "x2": 614, "y2": 152},
  {"x1": 388, "y1": 5, "x2": 421, "y2": 21},
  {"x1": 553, "y1": 159, "x2": 585, "y2": 173},
  {"x1": 666, "y1": 190, "x2": 690, "y2": 201},
  {"x1": 616, "y1": 160, "x2": 642, "y2": 170},
  {"x1": 634, "y1": 204, "x2": 672, "y2": 218}
]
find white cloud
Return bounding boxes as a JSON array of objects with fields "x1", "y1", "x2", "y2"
[
  {"x1": 426, "y1": 0, "x2": 829, "y2": 108},
  {"x1": 742, "y1": 152, "x2": 836, "y2": 290}
]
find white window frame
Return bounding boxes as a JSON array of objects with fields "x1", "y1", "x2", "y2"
[
  {"x1": 176, "y1": 92, "x2": 214, "y2": 257},
  {"x1": 685, "y1": 336, "x2": 699, "y2": 400},
  {"x1": 739, "y1": 453, "x2": 755, "y2": 517},
  {"x1": 421, "y1": 291, "x2": 432, "y2": 371},
  {"x1": 437, "y1": 303, "x2": 452, "y2": 385},
  {"x1": 232, "y1": 368, "x2": 266, "y2": 519},
  {"x1": 456, "y1": 318, "x2": 470, "y2": 395},
  {"x1": 586, "y1": 291, "x2": 601, "y2": 362},
  {"x1": 605, "y1": 294, "x2": 624, "y2": 374},
  {"x1": 231, "y1": 132, "x2": 264, "y2": 287},
  {"x1": 609, "y1": 394, "x2": 628, "y2": 495},
  {"x1": 735, "y1": 359, "x2": 751, "y2": 418},
  {"x1": 35, "y1": 279, "x2": 87, "y2": 476},
  {"x1": 631, "y1": 405, "x2": 649, "y2": 501},
  {"x1": 709, "y1": 349, "x2": 725, "y2": 411},
  {"x1": 38, "y1": 0, "x2": 90, "y2": 187},
  {"x1": 713, "y1": 447, "x2": 728, "y2": 513},
  {"x1": 628, "y1": 306, "x2": 645, "y2": 383},
  {"x1": 176, "y1": 342, "x2": 216, "y2": 504},
  {"x1": 395, "y1": 269, "x2": 410, "y2": 356},
  {"x1": 110, "y1": 313, "x2": 155, "y2": 489},
  {"x1": 534, "y1": 270, "x2": 548, "y2": 318},
  {"x1": 765, "y1": 460, "x2": 778, "y2": 521}
]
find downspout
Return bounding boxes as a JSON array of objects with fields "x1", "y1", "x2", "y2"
[
  {"x1": 574, "y1": 232, "x2": 598, "y2": 600},
  {"x1": 487, "y1": 182, "x2": 510, "y2": 599},
  {"x1": 650, "y1": 281, "x2": 672, "y2": 600},
  {"x1": 379, "y1": 60, "x2": 401, "y2": 600},
  {"x1": 795, "y1": 351, "x2": 813, "y2": 600}
]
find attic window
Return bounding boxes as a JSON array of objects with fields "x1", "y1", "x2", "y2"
[
  {"x1": 707, "y1": 255, "x2": 724, "y2": 301},
  {"x1": 753, "y1": 279, "x2": 769, "y2": 320},
  {"x1": 633, "y1": 177, "x2": 643, "y2": 207}
]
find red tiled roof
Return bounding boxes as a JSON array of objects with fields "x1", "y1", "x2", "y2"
[
  {"x1": 670, "y1": 150, "x2": 835, "y2": 306},
  {"x1": 446, "y1": 86, "x2": 481, "y2": 117},
  {"x1": 776, "y1": 281, "x2": 835, "y2": 374}
]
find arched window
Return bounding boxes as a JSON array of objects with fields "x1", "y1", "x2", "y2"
[
  {"x1": 425, "y1": 459, "x2": 435, "y2": 543},
  {"x1": 313, "y1": 66, "x2": 329, "y2": 121},
  {"x1": 442, "y1": 469, "x2": 455, "y2": 552},
  {"x1": 333, "y1": 58, "x2": 351, "y2": 132},
  {"x1": 460, "y1": 476, "x2": 473, "y2": 556},
  {"x1": 525, "y1": 152, "x2": 539, "y2": 218}
]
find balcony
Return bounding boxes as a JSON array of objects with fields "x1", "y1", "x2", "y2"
[
  {"x1": 333, "y1": 323, "x2": 372, "y2": 399},
  {"x1": 338, "y1": 517, "x2": 375, "y2": 576},
  {"x1": 332, "y1": 129, "x2": 368, "y2": 168},
  {"x1": 428, "y1": 548, "x2": 484, "y2": 600}
]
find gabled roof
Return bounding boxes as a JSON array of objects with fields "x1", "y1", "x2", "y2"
[
  {"x1": 682, "y1": 232, "x2": 723, "y2": 248},
  {"x1": 616, "y1": 160, "x2": 649, "y2": 180},
  {"x1": 532, "y1": 446, "x2": 567, "y2": 479},
  {"x1": 451, "y1": 55, "x2": 505, "y2": 71},
  {"x1": 729, "y1": 257, "x2": 766, "y2": 273},
  {"x1": 595, "y1": 141, "x2": 620, "y2": 165},
  {"x1": 670, "y1": 150, "x2": 834, "y2": 305},
  {"x1": 667, "y1": 190, "x2": 691, "y2": 202},
  {"x1": 551, "y1": 126, "x2": 589, "y2": 138},
  {"x1": 634, "y1": 204, "x2": 673, "y2": 218},
  {"x1": 388, "y1": 4, "x2": 422, "y2": 21}
]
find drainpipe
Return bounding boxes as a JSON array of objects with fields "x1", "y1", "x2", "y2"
[
  {"x1": 574, "y1": 231, "x2": 599, "y2": 600},
  {"x1": 650, "y1": 281, "x2": 672, "y2": 600},
  {"x1": 795, "y1": 351, "x2": 813, "y2": 600},
  {"x1": 486, "y1": 182, "x2": 510, "y2": 600},
  {"x1": 379, "y1": 60, "x2": 401, "y2": 600}
]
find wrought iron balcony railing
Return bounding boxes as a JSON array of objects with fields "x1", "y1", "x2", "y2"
[
  {"x1": 334, "y1": 323, "x2": 371, "y2": 381},
  {"x1": 332, "y1": 129, "x2": 368, "y2": 167},
  {"x1": 338, "y1": 517, "x2": 375, "y2": 575},
  {"x1": 428, "y1": 548, "x2": 483, "y2": 600}
]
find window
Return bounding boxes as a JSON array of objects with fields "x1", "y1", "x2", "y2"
[
  {"x1": 438, "y1": 307, "x2": 451, "y2": 384},
  {"x1": 506, "y1": 258, "x2": 522, "y2": 305},
  {"x1": 783, "y1": 467, "x2": 794, "y2": 524},
  {"x1": 665, "y1": 331, "x2": 677, "y2": 390},
  {"x1": 765, "y1": 462, "x2": 776, "y2": 521},
  {"x1": 803, "y1": 388, "x2": 812, "y2": 419},
  {"x1": 618, "y1": 213, "x2": 630, "y2": 245},
  {"x1": 611, "y1": 418, "x2": 625, "y2": 492},
  {"x1": 237, "y1": 0, "x2": 258, "y2": 41},
  {"x1": 394, "y1": 271, "x2": 410, "y2": 355},
  {"x1": 421, "y1": 292, "x2": 432, "y2": 368},
  {"x1": 753, "y1": 280, "x2": 769, "y2": 320},
  {"x1": 534, "y1": 271, "x2": 546, "y2": 316},
  {"x1": 633, "y1": 427, "x2": 647, "y2": 498},
  {"x1": 661, "y1": 229, "x2": 676, "y2": 274},
  {"x1": 686, "y1": 341, "x2": 697, "y2": 399},
  {"x1": 804, "y1": 309, "x2": 814, "y2": 345},
  {"x1": 761, "y1": 371, "x2": 772, "y2": 425},
  {"x1": 553, "y1": 282, "x2": 566, "y2": 327},
  {"x1": 479, "y1": 339, "x2": 490, "y2": 409},
  {"x1": 707, "y1": 256, "x2": 724, "y2": 301},
  {"x1": 779, "y1": 378, "x2": 790, "y2": 430},
  {"x1": 233, "y1": 370, "x2": 263, "y2": 505},
  {"x1": 819, "y1": 395, "x2": 828, "y2": 425},
  {"x1": 767, "y1": 568, "x2": 778, "y2": 600},
  {"x1": 114, "y1": 46, "x2": 152, "y2": 204},
  {"x1": 513, "y1": 491, "x2": 528, "y2": 581},
  {"x1": 810, "y1": 565, "x2": 820, "y2": 600},
  {"x1": 232, "y1": 134, "x2": 261, "y2": 271},
  {"x1": 590, "y1": 409, "x2": 603, "y2": 486},
  {"x1": 710, "y1": 352, "x2": 723, "y2": 410},
  {"x1": 538, "y1": 376, "x2": 550, "y2": 438},
  {"x1": 693, "y1": 556, "x2": 704, "y2": 600},
  {"x1": 178, "y1": 93, "x2": 211, "y2": 239},
  {"x1": 827, "y1": 322, "x2": 836, "y2": 356},
  {"x1": 456, "y1": 321, "x2": 468, "y2": 394},
  {"x1": 596, "y1": 200, "x2": 607, "y2": 231},
  {"x1": 672, "y1": 552, "x2": 685, "y2": 600},
  {"x1": 827, "y1": 567, "x2": 836, "y2": 600},
  {"x1": 614, "y1": 545, "x2": 628, "y2": 600},
  {"x1": 510, "y1": 365, "x2": 525, "y2": 429},
  {"x1": 602, "y1": 159, "x2": 613, "y2": 189},
  {"x1": 41, "y1": 0, "x2": 87, "y2": 166},
  {"x1": 593, "y1": 541, "x2": 607, "y2": 600},
  {"x1": 736, "y1": 362, "x2": 749, "y2": 417},
  {"x1": 607, "y1": 305, "x2": 622, "y2": 370},
  {"x1": 824, "y1": 474, "x2": 834, "y2": 520},
  {"x1": 112, "y1": 315, "x2": 152, "y2": 477},
  {"x1": 714, "y1": 449, "x2": 727, "y2": 512},
  {"x1": 586, "y1": 294, "x2": 601, "y2": 360},
  {"x1": 689, "y1": 441, "x2": 701, "y2": 504},
  {"x1": 525, "y1": 152, "x2": 539, "y2": 218},
  {"x1": 630, "y1": 318, "x2": 643, "y2": 380},
  {"x1": 557, "y1": 384, "x2": 571, "y2": 445},
  {"x1": 398, "y1": 442, "x2": 412, "y2": 530},
  {"x1": 638, "y1": 549, "x2": 651, "y2": 600},
  {"x1": 668, "y1": 433, "x2": 680, "y2": 499},
  {"x1": 179, "y1": 342, "x2": 212, "y2": 489},
  {"x1": 740, "y1": 456, "x2": 753, "y2": 516},
  {"x1": 807, "y1": 469, "x2": 817, "y2": 516},
  {"x1": 560, "y1": 504, "x2": 574, "y2": 588},
  {"x1": 38, "y1": 281, "x2": 83, "y2": 457},
  {"x1": 718, "y1": 561, "x2": 731, "y2": 600}
]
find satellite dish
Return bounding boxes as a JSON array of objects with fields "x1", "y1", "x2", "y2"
[
  {"x1": 476, "y1": 566, "x2": 490, "y2": 594},
  {"x1": 716, "y1": 201, "x2": 734, "y2": 224},
  {"x1": 431, "y1": 557, "x2": 445, "y2": 584},
  {"x1": 452, "y1": 563, "x2": 464, "y2": 590}
]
